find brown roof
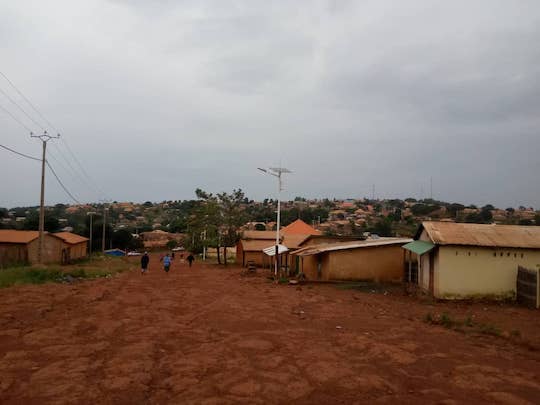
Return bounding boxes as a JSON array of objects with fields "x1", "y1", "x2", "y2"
[
  {"x1": 419, "y1": 221, "x2": 540, "y2": 249},
  {"x1": 51, "y1": 232, "x2": 88, "y2": 245},
  {"x1": 281, "y1": 219, "x2": 321, "y2": 236},
  {"x1": 294, "y1": 238, "x2": 412, "y2": 257},
  {"x1": 0, "y1": 230, "x2": 39, "y2": 244},
  {"x1": 282, "y1": 234, "x2": 311, "y2": 249},
  {"x1": 240, "y1": 239, "x2": 275, "y2": 252},
  {"x1": 242, "y1": 231, "x2": 277, "y2": 240}
]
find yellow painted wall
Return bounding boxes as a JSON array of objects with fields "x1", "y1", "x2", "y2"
[
  {"x1": 435, "y1": 245, "x2": 540, "y2": 299},
  {"x1": 300, "y1": 254, "x2": 321, "y2": 280},
  {"x1": 326, "y1": 245, "x2": 404, "y2": 282},
  {"x1": 298, "y1": 245, "x2": 404, "y2": 282}
]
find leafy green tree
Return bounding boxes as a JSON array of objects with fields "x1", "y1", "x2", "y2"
[
  {"x1": 217, "y1": 189, "x2": 247, "y2": 265},
  {"x1": 166, "y1": 239, "x2": 178, "y2": 249},
  {"x1": 371, "y1": 218, "x2": 393, "y2": 237},
  {"x1": 23, "y1": 211, "x2": 61, "y2": 232}
]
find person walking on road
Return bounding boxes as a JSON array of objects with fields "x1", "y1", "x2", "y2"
[
  {"x1": 161, "y1": 253, "x2": 172, "y2": 274},
  {"x1": 141, "y1": 252, "x2": 150, "y2": 275},
  {"x1": 187, "y1": 254, "x2": 195, "y2": 268}
]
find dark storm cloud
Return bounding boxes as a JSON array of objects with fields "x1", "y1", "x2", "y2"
[{"x1": 0, "y1": 0, "x2": 539, "y2": 208}]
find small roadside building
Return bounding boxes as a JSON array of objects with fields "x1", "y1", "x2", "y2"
[
  {"x1": 236, "y1": 231, "x2": 278, "y2": 267},
  {"x1": 294, "y1": 238, "x2": 412, "y2": 282},
  {"x1": 50, "y1": 232, "x2": 88, "y2": 264},
  {"x1": 402, "y1": 221, "x2": 540, "y2": 299},
  {"x1": 0, "y1": 230, "x2": 88, "y2": 266}
]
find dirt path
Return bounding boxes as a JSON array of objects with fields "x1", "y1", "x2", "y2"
[{"x1": 1, "y1": 254, "x2": 539, "y2": 404}]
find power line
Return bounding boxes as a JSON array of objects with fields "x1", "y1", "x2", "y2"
[
  {"x1": 0, "y1": 143, "x2": 41, "y2": 161},
  {"x1": 0, "y1": 70, "x2": 59, "y2": 133},
  {"x1": 60, "y1": 137, "x2": 109, "y2": 199},
  {"x1": 0, "y1": 85, "x2": 46, "y2": 131},
  {"x1": 1, "y1": 142, "x2": 81, "y2": 203},
  {"x1": 45, "y1": 160, "x2": 81, "y2": 204},
  {"x1": 0, "y1": 70, "x2": 110, "y2": 202},
  {"x1": 0, "y1": 103, "x2": 34, "y2": 133}
]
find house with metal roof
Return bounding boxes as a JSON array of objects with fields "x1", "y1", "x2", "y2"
[
  {"x1": 294, "y1": 238, "x2": 412, "y2": 282},
  {"x1": 402, "y1": 221, "x2": 540, "y2": 299},
  {"x1": 236, "y1": 231, "x2": 279, "y2": 267},
  {"x1": 0, "y1": 230, "x2": 88, "y2": 266}
]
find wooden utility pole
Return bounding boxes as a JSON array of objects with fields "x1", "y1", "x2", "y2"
[
  {"x1": 31, "y1": 131, "x2": 59, "y2": 264},
  {"x1": 102, "y1": 206, "x2": 108, "y2": 252}
]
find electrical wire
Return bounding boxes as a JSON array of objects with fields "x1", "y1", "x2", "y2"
[
  {"x1": 0, "y1": 70, "x2": 59, "y2": 133},
  {"x1": 0, "y1": 143, "x2": 81, "y2": 204},
  {"x1": 45, "y1": 160, "x2": 81, "y2": 204},
  {"x1": 60, "y1": 137, "x2": 110, "y2": 200},
  {"x1": 0, "y1": 143, "x2": 41, "y2": 161},
  {"x1": 0, "y1": 86, "x2": 46, "y2": 131},
  {"x1": 0, "y1": 103, "x2": 34, "y2": 133},
  {"x1": 0, "y1": 70, "x2": 110, "y2": 201}
]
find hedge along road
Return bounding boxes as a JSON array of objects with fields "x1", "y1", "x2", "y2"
[{"x1": 0, "y1": 253, "x2": 539, "y2": 404}]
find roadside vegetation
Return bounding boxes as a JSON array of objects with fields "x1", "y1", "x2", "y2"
[
  {"x1": 0, "y1": 256, "x2": 131, "y2": 288},
  {"x1": 424, "y1": 311, "x2": 507, "y2": 337}
]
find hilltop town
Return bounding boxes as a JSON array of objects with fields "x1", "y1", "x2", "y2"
[{"x1": 1, "y1": 196, "x2": 538, "y2": 252}]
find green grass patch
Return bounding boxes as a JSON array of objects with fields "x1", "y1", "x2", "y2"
[
  {"x1": 0, "y1": 257, "x2": 131, "y2": 288},
  {"x1": 335, "y1": 282, "x2": 390, "y2": 294},
  {"x1": 423, "y1": 312, "x2": 507, "y2": 338}
]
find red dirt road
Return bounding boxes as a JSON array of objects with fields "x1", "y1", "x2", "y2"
[{"x1": 1, "y1": 254, "x2": 540, "y2": 404}]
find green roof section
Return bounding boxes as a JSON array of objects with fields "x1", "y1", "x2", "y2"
[{"x1": 402, "y1": 240, "x2": 435, "y2": 255}]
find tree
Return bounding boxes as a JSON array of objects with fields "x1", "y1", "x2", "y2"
[
  {"x1": 371, "y1": 219, "x2": 393, "y2": 237},
  {"x1": 217, "y1": 189, "x2": 247, "y2": 265},
  {"x1": 23, "y1": 211, "x2": 61, "y2": 232},
  {"x1": 166, "y1": 239, "x2": 178, "y2": 249}
]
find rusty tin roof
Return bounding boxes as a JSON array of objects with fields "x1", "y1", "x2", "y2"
[{"x1": 419, "y1": 221, "x2": 540, "y2": 249}]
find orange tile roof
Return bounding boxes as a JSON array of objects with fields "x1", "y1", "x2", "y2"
[
  {"x1": 0, "y1": 230, "x2": 39, "y2": 244},
  {"x1": 51, "y1": 232, "x2": 88, "y2": 245},
  {"x1": 282, "y1": 234, "x2": 311, "y2": 249},
  {"x1": 281, "y1": 219, "x2": 321, "y2": 236}
]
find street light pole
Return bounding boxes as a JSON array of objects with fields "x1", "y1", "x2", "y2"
[{"x1": 258, "y1": 166, "x2": 292, "y2": 278}]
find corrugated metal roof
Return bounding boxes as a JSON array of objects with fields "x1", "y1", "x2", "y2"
[
  {"x1": 263, "y1": 244, "x2": 289, "y2": 256},
  {"x1": 240, "y1": 240, "x2": 275, "y2": 252},
  {"x1": 421, "y1": 221, "x2": 540, "y2": 249},
  {"x1": 294, "y1": 238, "x2": 412, "y2": 257},
  {"x1": 51, "y1": 232, "x2": 88, "y2": 245},
  {"x1": 0, "y1": 230, "x2": 39, "y2": 244},
  {"x1": 242, "y1": 231, "x2": 277, "y2": 240},
  {"x1": 402, "y1": 240, "x2": 435, "y2": 255}
]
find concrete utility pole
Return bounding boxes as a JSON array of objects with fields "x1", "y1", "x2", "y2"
[
  {"x1": 31, "y1": 131, "x2": 60, "y2": 264},
  {"x1": 258, "y1": 166, "x2": 292, "y2": 278}
]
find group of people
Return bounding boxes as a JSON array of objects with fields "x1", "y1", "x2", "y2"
[{"x1": 140, "y1": 251, "x2": 195, "y2": 274}]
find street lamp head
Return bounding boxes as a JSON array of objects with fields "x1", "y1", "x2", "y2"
[
  {"x1": 257, "y1": 168, "x2": 268, "y2": 173},
  {"x1": 269, "y1": 167, "x2": 292, "y2": 175}
]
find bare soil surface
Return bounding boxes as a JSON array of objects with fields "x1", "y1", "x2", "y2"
[{"x1": 1, "y1": 254, "x2": 540, "y2": 404}]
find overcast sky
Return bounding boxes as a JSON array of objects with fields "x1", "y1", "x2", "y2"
[{"x1": 1, "y1": 0, "x2": 539, "y2": 209}]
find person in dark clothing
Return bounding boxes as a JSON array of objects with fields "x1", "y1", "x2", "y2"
[
  {"x1": 141, "y1": 252, "x2": 150, "y2": 275},
  {"x1": 187, "y1": 254, "x2": 195, "y2": 267}
]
